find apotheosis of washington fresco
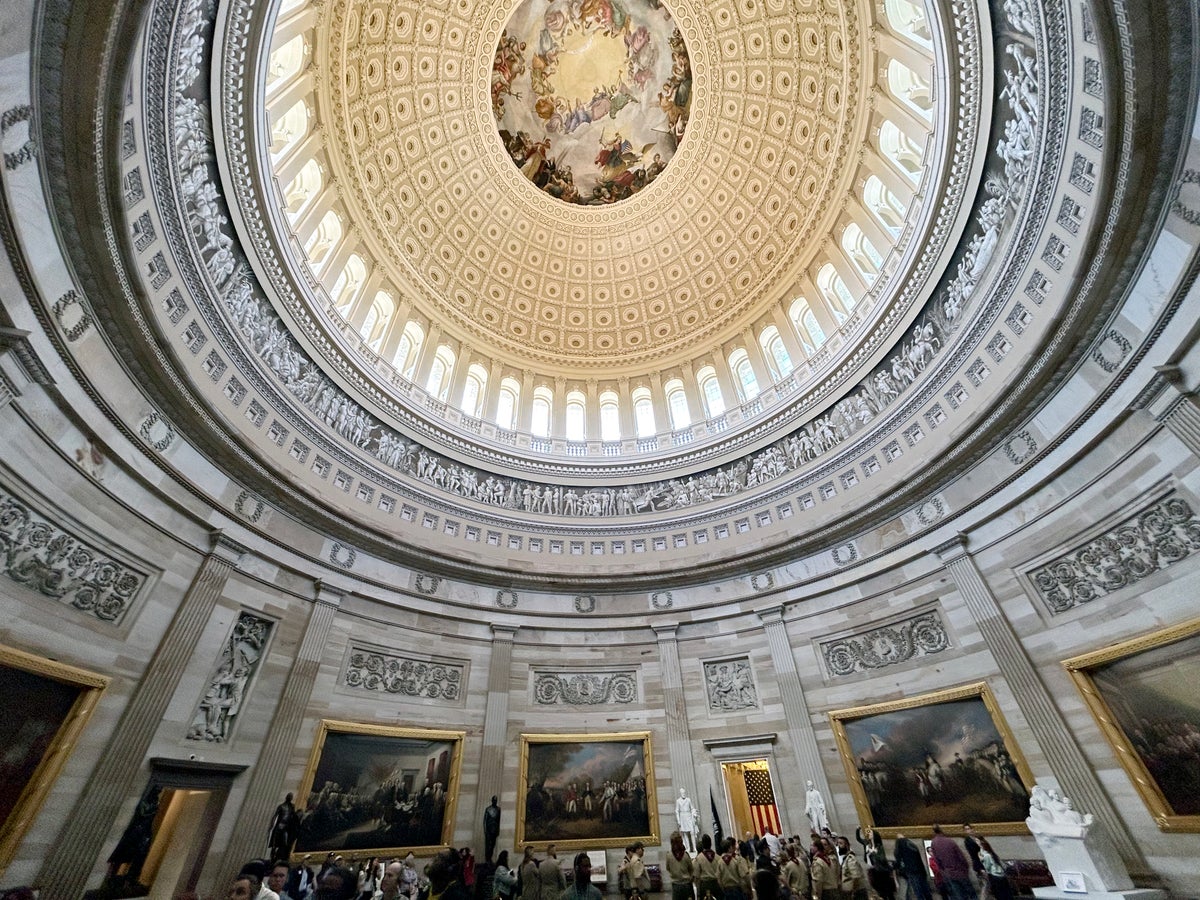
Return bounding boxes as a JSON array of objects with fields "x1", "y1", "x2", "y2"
[{"x1": 492, "y1": 0, "x2": 692, "y2": 205}]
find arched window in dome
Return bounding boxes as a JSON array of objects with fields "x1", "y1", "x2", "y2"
[
  {"x1": 632, "y1": 387, "x2": 656, "y2": 437},
  {"x1": 267, "y1": 35, "x2": 307, "y2": 91},
  {"x1": 284, "y1": 159, "x2": 322, "y2": 215},
  {"x1": 425, "y1": 345, "x2": 455, "y2": 399},
  {"x1": 864, "y1": 175, "x2": 907, "y2": 235},
  {"x1": 880, "y1": 121, "x2": 924, "y2": 182},
  {"x1": 887, "y1": 59, "x2": 934, "y2": 120},
  {"x1": 817, "y1": 263, "x2": 855, "y2": 320},
  {"x1": 394, "y1": 322, "x2": 424, "y2": 377},
  {"x1": 270, "y1": 99, "x2": 310, "y2": 158},
  {"x1": 729, "y1": 349, "x2": 759, "y2": 400},
  {"x1": 565, "y1": 391, "x2": 587, "y2": 440},
  {"x1": 461, "y1": 364, "x2": 488, "y2": 417},
  {"x1": 697, "y1": 366, "x2": 726, "y2": 418},
  {"x1": 359, "y1": 292, "x2": 393, "y2": 350},
  {"x1": 760, "y1": 326, "x2": 794, "y2": 378},
  {"x1": 331, "y1": 254, "x2": 366, "y2": 314},
  {"x1": 884, "y1": 0, "x2": 932, "y2": 43},
  {"x1": 665, "y1": 379, "x2": 690, "y2": 430},
  {"x1": 599, "y1": 391, "x2": 620, "y2": 441},
  {"x1": 842, "y1": 224, "x2": 884, "y2": 282},
  {"x1": 789, "y1": 298, "x2": 826, "y2": 351},
  {"x1": 496, "y1": 378, "x2": 520, "y2": 430},
  {"x1": 304, "y1": 210, "x2": 342, "y2": 267},
  {"x1": 531, "y1": 386, "x2": 553, "y2": 437}
]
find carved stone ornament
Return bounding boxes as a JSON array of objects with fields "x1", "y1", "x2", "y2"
[
  {"x1": 1028, "y1": 495, "x2": 1200, "y2": 614},
  {"x1": 703, "y1": 658, "x2": 758, "y2": 711},
  {"x1": 533, "y1": 671, "x2": 637, "y2": 705},
  {"x1": 187, "y1": 611, "x2": 271, "y2": 742},
  {"x1": 0, "y1": 490, "x2": 146, "y2": 622},
  {"x1": 344, "y1": 648, "x2": 464, "y2": 700},
  {"x1": 820, "y1": 609, "x2": 950, "y2": 677}
]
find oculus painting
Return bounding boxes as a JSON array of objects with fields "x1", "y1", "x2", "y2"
[
  {"x1": 492, "y1": 0, "x2": 692, "y2": 204},
  {"x1": 1065, "y1": 618, "x2": 1200, "y2": 831},
  {"x1": 293, "y1": 721, "x2": 463, "y2": 858},
  {"x1": 517, "y1": 732, "x2": 659, "y2": 848},
  {"x1": 829, "y1": 683, "x2": 1034, "y2": 835}
]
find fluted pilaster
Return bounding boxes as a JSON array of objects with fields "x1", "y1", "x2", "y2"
[
  {"x1": 934, "y1": 536, "x2": 1147, "y2": 874},
  {"x1": 475, "y1": 624, "x2": 517, "y2": 857},
  {"x1": 654, "y1": 626, "x2": 699, "y2": 835},
  {"x1": 38, "y1": 533, "x2": 244, "y2": 900},
  {"x1": 757, "y1": 607, "x2": 839, "y2": 834}
]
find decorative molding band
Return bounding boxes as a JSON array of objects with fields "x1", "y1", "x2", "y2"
[
  {"x1": 1028, "y1": 495, "x2": 1200, "y2": 614},
  {"x1": 344, "y1": 647, "x2": 464, "y2": 701},
  {"x1": 0, "y1": 489, "x2": 147, "y2": 622},
  {"x1": 819, "y1": 609, "x2": 951, "y2": 678},
  {"x1": 703, "y1": 657, "x2": 759, "y2": 712},
  {"x1": 187, "y1": 611, "x2": 272, "y2": 742},
  {"x1": 533, "y1": 670, "x2": 638, "y2": 706}
]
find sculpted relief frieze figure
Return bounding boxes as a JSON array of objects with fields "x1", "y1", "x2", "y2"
[
  {"x1": 704, "y1": 658, "x2": 758, "y2": 711},
  {"x1": 188, "y1": 611, "x2": 272, "y2": 742}
]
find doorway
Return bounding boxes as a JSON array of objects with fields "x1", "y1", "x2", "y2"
[{"x1": 720, "y1": 759, "x2": 783, "y2": 841}]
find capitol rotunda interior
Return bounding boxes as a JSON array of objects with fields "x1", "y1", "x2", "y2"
[{"x1": 1, "y1": 0, "x2": 1199, "y2": 893}]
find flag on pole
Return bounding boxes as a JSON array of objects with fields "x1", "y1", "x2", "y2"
[
  {"x1": 743, "y1": 768, "x2": 782, "y2": 836},
  {"x1": 709, "y1": 786, "x2": 724, "y2": 849}
]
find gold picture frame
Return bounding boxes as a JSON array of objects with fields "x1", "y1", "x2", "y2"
[
  {"x1": 829, "y1": 682, "x2": 1036, "y2": 837},
  {"x1": 293, "y1": 720, "x2": 465, "y2": 860},
  {"x1": 1064, "y1": 616, "x2": 1200, "y2": 832},
  {"x1": 516, "y1": 731, "x2": 659, "y2": 850},
  {"x1": 0, "y1": 644, "x2": 108, "y2": 874}
]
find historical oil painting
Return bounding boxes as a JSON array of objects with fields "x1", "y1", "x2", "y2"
[
  {"x1": 1065, "y1": 617, "x2": 1200, "y2": 831},
  {"x1": 293, "y1": 721, "x2": 464, "y2": 858},
  {"x1": 492, "y1": 0, "x2": 692, "y2": 204},
  {"x1": 517, "y1": 732, "x2": 659, "y2": 848},
  {"x1": 0, "y1": 645, "x2": 107, "y2": 872},
  {"x1": 829, "y1": 683, "x2": 1035, "y2": 836}
]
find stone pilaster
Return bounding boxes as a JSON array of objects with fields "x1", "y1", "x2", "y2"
[
  {"x1": 653, "y1": 626, "x2": 699, "y2": 833},
  {"x1": 1138, "y1": 366, "x2": 1200, "y2": 456},
  {"x1": 38, "y1": 532, "x2": 244, "y2": 900},
  {"x1": 475, "y1": 623, "x2": 517, "y2": 857},
  {"x1": 757, "y1": 607, "x2": 839, "y2": 834},
  {"x1": 217, "y1": 581, "x2": 342, "y2": 878},
  {"x1": 934, "y1": 536, "x2": 1147, "y2": 874}
]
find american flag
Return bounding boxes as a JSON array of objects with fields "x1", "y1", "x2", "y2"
[{"x1": 743, "y1": 768, "x2": 781, "y2": 836}]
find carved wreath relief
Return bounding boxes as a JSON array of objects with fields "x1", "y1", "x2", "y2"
[
  {"x1": 533, "y1": 671, "x2": 637, "y2": 705},
  {"x1": 344, "y1": 648, "x2": 464, "y2": 700},
  {"x1": 820, "y1": 610, "x2": 950, "y2": 678}
]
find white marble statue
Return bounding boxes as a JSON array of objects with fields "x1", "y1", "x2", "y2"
[
  {"x1": 675, "y1": 788, "x2": 699, "y2": 852},
  {"x1": 804, "y1": 780, "x2": 828, "y2": 833}
]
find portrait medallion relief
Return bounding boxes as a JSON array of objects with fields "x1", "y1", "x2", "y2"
[{"x1": 492, "y1": 0, "x2": 692, "y2": 205}]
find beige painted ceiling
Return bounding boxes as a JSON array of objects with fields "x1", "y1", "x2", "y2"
[{"x1": 315, "y1": 0, "x2": 868, "y2": 373}]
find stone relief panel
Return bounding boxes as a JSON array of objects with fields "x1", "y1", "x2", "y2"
[
  {"x1": 704, "y1": 658, "x2": 759, "y2": 712},
  {"x1": 0, "y1": 489, "x2": 147, "y2": 622},
  {"x1": 187, "y1": 610, "x2": 272, "y2": 742},
  {"x1": 1027, "y1": 495, "x2": 1200, "y2": 614},
  {"x1": 343, "y1": 647, "x2": 465, "y2": 701},
  {"x1": 532, "y1": 671, "x2": 638, "y2": 706},
  {"x1": 819, "y1": 609, "x2": 951, "y2": 678}
]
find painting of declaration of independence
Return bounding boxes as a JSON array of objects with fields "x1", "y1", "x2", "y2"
[
  {"x1": 517, "y1": 732, "x2": 659, "y2": 849},
  {"x1": 1065, "y1": 619, "x2": 1200, "y2": 831},
  {"x1": 293, "y1": 721, "x2": 464, "y2": 857},
  {"x1": 829, "y1": 683, "x2": 1035, "y2": 836},
  {"x1": 492, "y1": 0, "x2": 692, "y2": 205}
]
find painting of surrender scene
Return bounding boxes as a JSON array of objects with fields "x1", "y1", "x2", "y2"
[
  {"x1": 518, "y1": 732, "x2": 659, "y2": 848},
  {"x1": 294, "y1": 721, "x2": 463, "y2": 857},
  {"x1": 830, "y1": 684, "x2": 1035, "y2": 834},
  {"x1": 492, "y1": 0, "x2": 692, "y2": 204}
]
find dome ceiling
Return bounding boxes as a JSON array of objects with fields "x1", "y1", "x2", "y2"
[{"x1": 317, "y1": 0, "x2": 868, "y2": 371}]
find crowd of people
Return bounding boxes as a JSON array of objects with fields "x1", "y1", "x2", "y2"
[
  {"x1": 229, "y1": 821, "x2": 1012, "y2": 900},
  {"x1": 637, "y1": 823, "x2": 1012, "y2": 900}
]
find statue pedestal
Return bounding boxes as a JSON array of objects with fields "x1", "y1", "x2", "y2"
[{"x1": 1028, "y1": 824, "x2": 1162, "y2": 900}]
